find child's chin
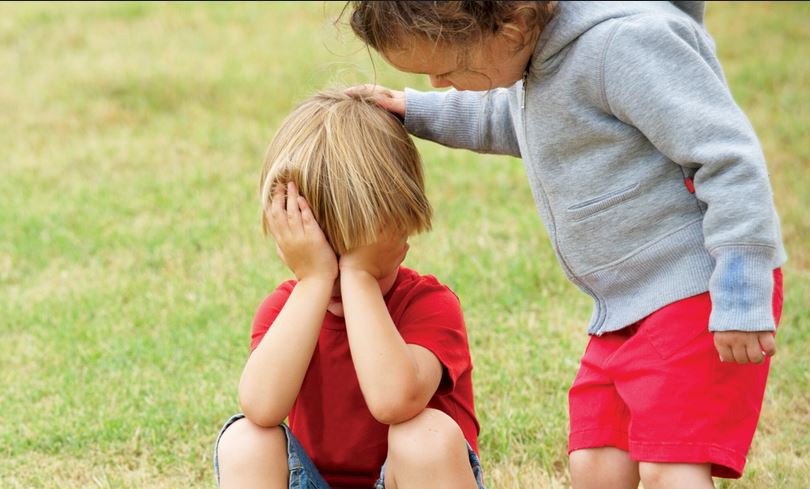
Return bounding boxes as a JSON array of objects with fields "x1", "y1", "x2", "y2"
[{"x1": 327, "y1": 302, "x2": 344, "y2": 317}]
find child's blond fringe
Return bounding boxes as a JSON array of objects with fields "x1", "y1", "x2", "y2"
[{"x1": 259, "y1": 88, "x2": 432, "y2": 255}]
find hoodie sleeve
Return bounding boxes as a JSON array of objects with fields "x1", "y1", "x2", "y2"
[
  {"x1": 601, "y1": 15, "x2": 784, "y2": 332},
  {"x1": 404, "y1": 87, "x2": 521, "y2": 157}
]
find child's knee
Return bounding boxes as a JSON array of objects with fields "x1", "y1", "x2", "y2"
[
  {"x1": 387, "y1": 408, "x2": 466, "y2": 466},
  {"x1": 569, "y1": 447, "x2": 639, "y2": 489},
  {"x1": 639, "y1": 462, "x2": 712, "y2": 489},
  {"x1": 217, "y1": 418, "x2": 287, "y2": 471}
]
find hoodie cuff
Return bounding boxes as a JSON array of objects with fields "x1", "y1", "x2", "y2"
[{"x1": 708, "y1": 245, "x2": 778, "y2": 332}]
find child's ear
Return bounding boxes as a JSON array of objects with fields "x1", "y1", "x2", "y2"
[{"x1": 500, "y1": 14, "x2": 533, "y2": 52}]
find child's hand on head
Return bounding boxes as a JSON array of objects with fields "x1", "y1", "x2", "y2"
[
  {"x1": 346, "y1": 84, "x2": 405, "y2": 119},
  {"x1": 714, "y1": 330, "x2": 776, "y2": 365},
  {"x1": 266, "y1": 182, "x2": 338, "y2": 282},
  {"x1": 339, "y1": 233, "x2": 409, "y2": 280}
]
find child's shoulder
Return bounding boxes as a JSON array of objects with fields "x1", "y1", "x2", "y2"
[
  {"x1": 254, "y1": 279, "x2": 297, "y2": 319},
  {"x1": 267, "y1": 279, "x2": 297, "y2": 299},
  {"x1": 393, "y1": 266, "x2": 457, "y2": 296},
  {"x1": 559, "y1": 2, "x2": 707, "y2": 57},
  {"x1": 388, "y1": 266, "x2": 464, "y2": 315}
]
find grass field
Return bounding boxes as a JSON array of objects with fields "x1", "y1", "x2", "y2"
[{"x1": 1, "y1": 2, "x2": 808, "y2": 488}]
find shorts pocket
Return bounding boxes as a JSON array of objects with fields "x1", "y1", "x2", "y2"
[
  {"x1": 567, "y1": 182, "x2": 642, "y2": 221},
  {"x1": 640, "y1": 293, "x2": 713, "y2": 360}
]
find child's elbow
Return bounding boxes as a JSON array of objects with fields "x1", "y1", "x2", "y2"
[
  {"x1": 367, "y1": 395, "x2": 424, "y2": 426},
  {"x1": 241, "y1": 408, "x2": 285, "y2": 429},
  {"x1": 238, "y1": 393, "x2": 286, "y2": 428}
]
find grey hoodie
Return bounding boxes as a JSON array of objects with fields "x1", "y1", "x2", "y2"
[{"x1": 404, "y1": 1, "x2": 786, "y2": 335}]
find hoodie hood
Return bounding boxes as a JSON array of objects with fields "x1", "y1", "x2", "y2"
[{"x1": 533, "y1": 1, "x2": 706, "y2": 67}]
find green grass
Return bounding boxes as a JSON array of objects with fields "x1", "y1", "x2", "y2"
[{"x1": 1, "y1": 2, "x2": 808, "y2": 487}]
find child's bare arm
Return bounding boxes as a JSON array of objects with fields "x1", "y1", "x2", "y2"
[
  {"x1": 238, "y1": 183, "x2": 338, "y2": 427},
  {"x1": 339, "y1": 240, "x2": 444, "y2": 425}
]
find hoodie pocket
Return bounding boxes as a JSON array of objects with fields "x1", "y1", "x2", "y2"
[{"x1": 567, "y1": 182, "x2": 642, "y2": 221}]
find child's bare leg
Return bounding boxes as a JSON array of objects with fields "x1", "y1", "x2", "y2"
[
  {"x1": 216, "y1": 418, "x2": 289, "y2": 489},
  {"x1": 384, "y1": 408, "x2": 478, "y2": 489},
  {"x1": 639, "y1": 462, "x2": 713, "y2": 489},
  {"x1": 569, "y1": 447, "x2": 639, "y2": 489}
]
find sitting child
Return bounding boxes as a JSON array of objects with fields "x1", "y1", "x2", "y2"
[{"x1": 213, "y1": 89, "x2": 485, "y2": 489}]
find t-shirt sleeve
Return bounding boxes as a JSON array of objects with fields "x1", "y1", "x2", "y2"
[
  {"x1": 396, "y1": 283, "x2": 472, "y2": 395},
  {"x1": 249, "y1": 281, "x2": 295, "y2": 353}
]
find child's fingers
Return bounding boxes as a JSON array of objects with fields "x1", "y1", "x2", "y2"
[
  {"x1": 745, "y1": 339, "x2": 764, "y2": 364},
  {"x1": 731, "y1": 343, "x2": 749, "y2": 364},
  {"x1": 345, "y1": 84, "x2": 405, "y2": 117},
  {"x1": 759, "y1": 332, "x2": 777, "y2": 357},
  {"x1": 270, "y1": 183, "x2": 289, "y2": 235},
  {"x1": 298, "y1": 196, "x2": 317, "y2": 226},
  {"x1": 286, "y1": 182, "x2": 303, "y2": 233},
  {"x1": 374, "y1": 92, "x2": 405, "y2": 117},
  {"x1": 714, "y1": 336, "x2": 733, "y2": 363},
  {"x1": 346, "y1": 83, "x2": 386, "y2": 97}
]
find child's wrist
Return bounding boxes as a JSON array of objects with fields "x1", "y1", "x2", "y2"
[
  {"x1": 339, "y1": 267, "x2": 376, "y2": 283},
  {"x1": 297, "y1": 273, "x2": 336, "y2": 288}
]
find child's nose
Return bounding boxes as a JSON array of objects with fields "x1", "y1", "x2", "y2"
[{"x1": 429, "y1": 74, "x2": 453, "y2": 89}]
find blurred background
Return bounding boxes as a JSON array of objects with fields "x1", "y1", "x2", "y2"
[{"x1": 1, "y1": 2, "x2": 808, "y2": 488}]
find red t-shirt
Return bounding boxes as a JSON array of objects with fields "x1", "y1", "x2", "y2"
[{"x1": 249, "y1": 266, "x2": 479, "y2": 489}]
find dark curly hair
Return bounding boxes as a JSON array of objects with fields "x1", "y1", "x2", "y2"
[{"x1": 345, "y1": 1, "x2": 557, "y2": 53}]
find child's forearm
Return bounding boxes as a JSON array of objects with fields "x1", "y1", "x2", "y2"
[
  {"x1": 340, "y1": 270, "x2": 437, "y2": 424},
  {"x1": 238, "y1": 277, "x2": 332, "y2": 427}
]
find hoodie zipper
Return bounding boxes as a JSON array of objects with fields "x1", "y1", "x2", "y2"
[
  {"x1": 520, "y1": 68, "x2": 605, "y2": 330},
  {"x1": 521, "y1": 70, "x2": 528, "y2": 109}
]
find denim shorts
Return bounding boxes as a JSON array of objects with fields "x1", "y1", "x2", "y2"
[{"x1": 214, "y1": 413, "x2": 485, "y2": 489}]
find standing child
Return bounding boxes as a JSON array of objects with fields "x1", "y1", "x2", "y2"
[
  {"x1": 214, "y1": 89, "x2": 484, "y2": 489},
  {"x1": 346, "y1": 1, "x2": 786, "y2": 488}
]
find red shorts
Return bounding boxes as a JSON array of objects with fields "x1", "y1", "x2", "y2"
[{"x1": 568, "y1": 269, "x2": 783, "y2": 478}]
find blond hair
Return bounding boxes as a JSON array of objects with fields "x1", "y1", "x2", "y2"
[{"x1": 260, "y1": 89, "x2": 432, "y2": 255}]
